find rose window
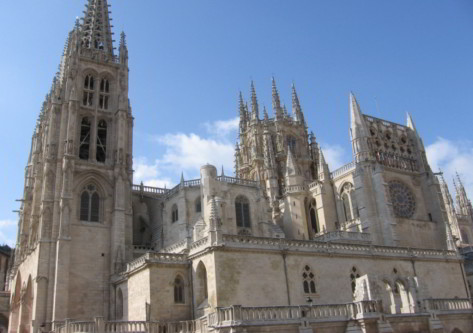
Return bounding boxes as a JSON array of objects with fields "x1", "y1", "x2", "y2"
[{"x1": 388, "y1": 180, "x2": 416, "y2": 218}]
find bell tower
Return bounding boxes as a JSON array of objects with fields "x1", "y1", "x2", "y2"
[{"x1": 10, "y1": 0, "x2": 133, "y2": 330}]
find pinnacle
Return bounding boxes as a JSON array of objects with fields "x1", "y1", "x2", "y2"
[{"x1": 79, "y1": 0, "x2": 115, "y2": 56}]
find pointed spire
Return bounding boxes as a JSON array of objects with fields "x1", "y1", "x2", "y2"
[
  {"x1": 291, "y1": 83, "x2": 304, "y2": 123},
  {"x1": 119, "y1": 31, "x2": 128, "y2": 64},
  {"x1": 285, "y1": 147, "x2": 298, "y2": 177},
  {"x1": 80, "y1": 0, "x2": 115, "y2": 57},
  {"x1": 250, "y1": 80, "x2": 259, "y2": 120},
  {"x1": 180, "y1": 172, "x2": 185, "y2": 184},
  {"x1": 221, "y1": 165, "x2": 225, "y2": 177},
  {"x1": 263, "y1": 105, "x2": 268, "y2": 120},
  {"x1": 283, "y1": 104, "x2": 288, "y2": 117},
  {"x1": 272, "y1": 77, "x2": 283, "y2": 119},
  {"x1": 350, "y1": 92, "x2": 364, "y2": 128},
  {"x1": 318, "y1": 149, "x2": 326, "y2": 171},
  {"x1": 406, "y1": 112, "x2": 417, "y2": 132}
]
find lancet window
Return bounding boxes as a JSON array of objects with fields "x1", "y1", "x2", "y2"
[
  {"x1": 302, "y1": 265, "x2": 316, "y2": 294},
  {"x1": 308, "y1": 199, "x2": 319, "y2": 235},
  {"x1": 99, "y1": 78, "x2": 110, "y2": 110},
  {"x1": 174, "y1": 276, "x2": 185, "y2": 304},
  {"x1": 83, "y1": 75, "x2": 95, "y2": 107},
  {"x1": 79, "y1": 117, "x2": 91, "y2": 160},
  {"x1": 80, "y1": 184, "x2": 100, "y2": 222},
  {"x1": 341, "y1": 183, "x2": 359, "y2": 222},
  {"x1": 96, "y1": 120, "x2": 107, "y2": 163},
  {"x1": 171, "y1": 204, "x2": 178, "y2": 223},
  {"x1": 235, "y1": 196, "x2": 251, "y2": 228},
  {"x1": 195, "y1": 198, "x2": 202, "y2": 213},
  {"x1": 350, "y1": 266, "x2": 361, "y2": 295}
]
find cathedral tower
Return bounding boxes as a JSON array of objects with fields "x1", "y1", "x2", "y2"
[{"x1": 10, "y1": 1, "x2": 133, "y2": 331}]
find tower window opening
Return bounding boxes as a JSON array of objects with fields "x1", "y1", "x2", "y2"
[
  {"x1": 83, "y1": 75, "x2": 95, "y2": 107},
  {"x1": 99, "y1": 78, "x2": 110, "y2": 110},
  {"x1": 79, "y1": 117, "x2": 91, "y2": 160},
  {"x1": 174, "y1": 276, "x2": 185, "y2": 304},
  {"x1": 171, "y1": 204, "x2": 178, "y2": 223},
  {"x1": 302, "y1": 265, "x2": 316, "y2": 294},
  {"x1": 80, "y1": 184, "x2": 100, "y2": 222},
  {"x1": 235, "y1": 196, "x2": 251, "y2": 228},
  {"x1": 96, "y1": 120, "x2": 107, "y2": 163}
]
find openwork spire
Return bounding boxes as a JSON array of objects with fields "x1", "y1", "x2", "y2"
[
  {"x1": 272, "y1": 77, "x2": 283, "y2": 119},
  {"x1": 80, "y1": 0, "x2": 115, "y2": 56},
  {"x1": 250, "y1": 81, "x2": 259, "y2": 120}
]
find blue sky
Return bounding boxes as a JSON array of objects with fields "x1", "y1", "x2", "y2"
[{"x1": 1, "y1": 0, "x2": 473, "y2": 246}]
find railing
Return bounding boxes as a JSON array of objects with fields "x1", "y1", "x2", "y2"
[
  {"x1": 165, "y1": 179, "x2": 202, "y2": 199},
  {"x1": 216, "y1": 176, "x2": 259, "y2": 187},
  {"x1": 314, "y1": 231, "x2": 371, "y2": 243},
  {"x1": 69, "y1": 321, "x2": 95, "y2": 333},
  {"x1": 221, "y1": 234, "x2": 460, "y2": 260},
  {"x1": 424, "y1": 298, "x2": 472, "y2": 312},
  {"x1": 283, "y1": 184, "x2": 307, "y2": 194},
  {"x1": 339, "y1": 218, "x2": 361, "y2": 231},
  {"x1": 330, "y1": 161, "x2": 356, "y2": 179},
  {"x1": 211, "y1": 301, "x2": 381, "y2": 326},
  {"x1": 132, "y1": 184, "x2": 168, "y2": 195},
  {"x1": 163, "y1": 239, "x2": 189, "y2": 253},
  {"x1": 125, "y1": 252, "x2": 188, "y2": 273}
]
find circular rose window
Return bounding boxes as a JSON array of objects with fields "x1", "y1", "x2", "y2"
[{"x1": 388, "y1": 180, "x2": 416, "y2": 218}]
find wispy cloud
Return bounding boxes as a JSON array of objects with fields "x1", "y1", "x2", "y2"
[
  {"x1": 0, "y1": 219, "x2": 17, "y2": 247},
  {"x1": 426, "y1": 137, "x2": 473, "y2": 199},
  {"x1": 320, "y1": 143, "x2": 350, "y2": 171},
  {"x1": 203, "y1": 117, "x2": 239, "y2": 139}
]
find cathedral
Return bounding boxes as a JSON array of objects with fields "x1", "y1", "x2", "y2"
[{"x1": 8, "y1": 1, "x2": 473, "y2": 333}]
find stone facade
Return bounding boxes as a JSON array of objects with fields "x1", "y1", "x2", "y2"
[{"x1": 7, "y1": 1, "x2": 473, "y2": 333}]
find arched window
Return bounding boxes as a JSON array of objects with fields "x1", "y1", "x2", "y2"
[
  {"x1": 83, "y1": 75, "x2": 94, "y2": 107},
  {"x1": 79, "y1": 117, "x2": 91, "y2": 160},
  {"x1": 80, "y1": 184, "x2": 100, "y2": 222},
  {"x1": 287, "y1": 135, "x2": 297, "y2": 153},
  {"x1": 302, "y1": 265, "x2": 316, "y2": 294},
  {"x1": 171, "y1": 204, "x2": 178, "y2": 223},
  {"x1": 350, "y1": 266, "x2": 360, "y2": 295},
  {"x1": 195, "y1": 198, "x2": 201, "y2": 213},
  {"x1": 308, "y1": 199, "x2": 319, "y2": 235},
  {"x1": 341, "y1": 183, "x2": 358, "y2": 222},
  {"x1": 96, "y1": 120, "x2": 107, "y2": 163},
  {"x1": 235, "y1": 196, "x2": 251, "y2": 228},
  {"x1": 174, "y1": 276, "x2": 185, "y2": 304},
  {"x1": 196, "y1": 262, "x2": 208, "y2": 305},
  {"x1": 99, "y1": 78, "x2": 110, "y2": 110},
  {"x1": 461, "y1": 228, "x2": 470, "y2": 244},
  {"x1": 116, "y1": 288, "x2": 123, "y2": 320}
]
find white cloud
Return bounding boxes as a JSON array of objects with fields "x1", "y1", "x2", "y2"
[
  {"x1": 155, "y1": 133, "x2": 234, "y2": 178},
  {"x1": 0, "y1": 219, "x2": 17, "y2": 247},
  {"x1": 320, "y1": 143, "x2": 349, "y2": 171},
  {"x1": 426, "y1": 137, "x2": 473, "y2": 199},
  {"x1": 133, "y1": 157, "x2": 175, "y2": 188},
  {"x1": 203, "y1": 117, "x2": 239, "y2": 139}
]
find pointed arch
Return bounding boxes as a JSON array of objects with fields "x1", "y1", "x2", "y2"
[
  {"x1": 79, "y1": 117, "x2": 91, "y2": 160},
  {"x1": 19, "y1": 276, "x2": 33, "y2": 333},
  {"x1": 195, "y1": 261, "x2": 208, "y2": 306},
  {"x1": 79, "y1": 184, "x2": 101, "y2": 222},
  {"x1": 235, "y1": 195, "x2": 251, "y2": 228},
  {"x1": 350, "y1": 266, "x2": 361, "y2": 296},
  {"x1": 116, "y1": 288, "x2": 123, "y2": 320},
  {"x1": 96, "y1": 119, "x2": 107, "y2": 162},
  {"x1": 9, "y1": 273, "x2": 22, "y2": 333},
  {"x1": 174, "y1": 275, "x2": 185, "y2": 304}
]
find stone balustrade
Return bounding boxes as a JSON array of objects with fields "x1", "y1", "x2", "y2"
[
  {"x1": 163, "y1": 239, "x2": 189, "y2": 253},
  {"x1": 50, "y1": 298, "x2": 472, "y2": 333},
  {"x1": 124, "y1": 252, "x2": 188, "y2": 274},
  {"x1": 283, "y1": 184, "x2": 307, "y2": 194},
  {"x1": 131, "y1": 184, "x2": 168, "y2": 196},
  {"x1": 424, "y1": 298, "x2": 472, "y2": 312},
  {"x1": 216, "y1": 176, "x2": 259, "y2": 187},
  {"x1": 314, "y1": 231, "x2": 371, "y2": 243},
  {"x1": 330, "y1": 161, "x2": 356, "y2": 179},
  {"x1": 221, "y1": 234, "x2": 460, "y2": 260}
]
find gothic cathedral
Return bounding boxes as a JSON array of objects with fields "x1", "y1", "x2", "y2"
[{"x1": 8, "y1": 1, "x2": 473, "y2": 333}]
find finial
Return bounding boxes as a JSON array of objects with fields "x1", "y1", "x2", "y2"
[
  {"x1": 250, "y1": 80, "x2": 259, "y2": 120},
  {"x1": 263, "y1": 105, "x2": 268, "y2": 120},
  {"x1": 221, "y1": 165, "x2": 225, "y2": 176},
  {"x1": 120, "y1": 31, "x2": 127, "y2": 47},
  {"x1": 180, "y1": 172, "x2": 185, "y2": 184}
]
